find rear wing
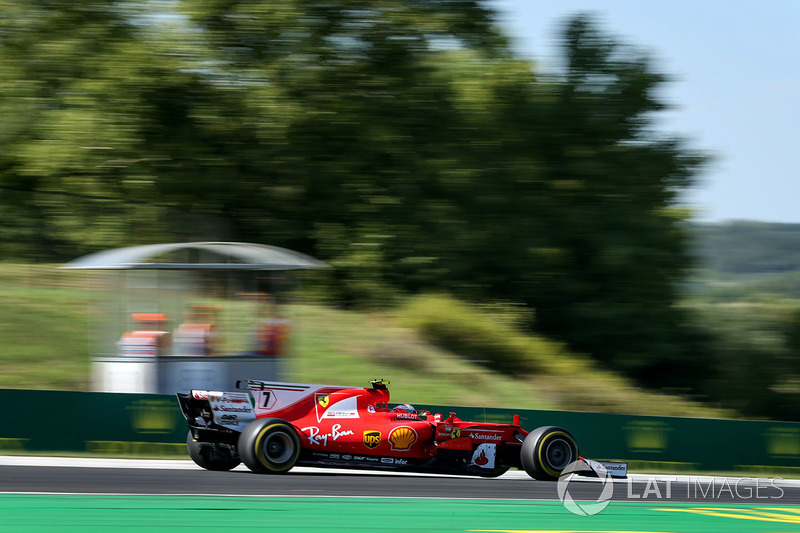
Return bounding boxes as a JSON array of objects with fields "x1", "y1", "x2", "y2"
[
  {"x1": 237, "y1": 379, "x2": 271, "y2": 390},
  {"x1": 235, "y1": 379, "x2": 335, "y2": 392}
]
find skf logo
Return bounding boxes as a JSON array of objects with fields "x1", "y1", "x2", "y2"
[
  {"x1": 363, "y1": 430, "x2": 381, "y2": 449},
  {"x1": 388, "y1": 426, "x2": 418, "y2": 451},
  {"x1": 451, "y1": 428, "x2": 461, "y2": 439},
  {"x1": 318, "y1": 395, "x2": 330, "y2": 408}
]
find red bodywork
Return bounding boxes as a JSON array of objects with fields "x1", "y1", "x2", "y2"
[{"x1": 180, "y1": 380, "x2": 529, "y2": 476}]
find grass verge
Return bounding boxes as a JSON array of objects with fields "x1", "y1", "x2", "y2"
[{"x1": 0, "y1": 263, "x2": 730, "y2": 417}]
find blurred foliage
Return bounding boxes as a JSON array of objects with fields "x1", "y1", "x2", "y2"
[
  {"x1": 0, "y1": 263, "x2": 730, "y2": 417},
  {"x1": 1, "y1": 4, "x2": 723, "y2": 408},
  {"x1": 686, "y1": 222, "x2": 800, "y2": 305},
  {"x1": 688, "y1": 269, "x2": 800, "y2": 304},
  {"x1": 680, "y1": 222, "x2": 800, "y2": 420},
  {"x1": 683, "y1": 302, "x2": 800, "y2": 420},
  {"x1": 400, "y1": 294, "x2": 550, "y2": 374}
]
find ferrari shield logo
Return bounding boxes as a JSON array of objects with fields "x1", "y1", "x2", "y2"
[
  {"x1": 451, "y1": 428, "x2": 461, "y2": 439},
  {"x1": 363, "y1": 430, "x2": 381, "y2": 449},
  {"x1": 318, "y1": 395, "x2": 329, "y2": 408}
]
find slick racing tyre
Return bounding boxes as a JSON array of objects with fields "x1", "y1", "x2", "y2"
[
  {"x1": 238, "y1": 418, "x2": 301, "y2": 474},
  {"x1": 186, "y1": 432, "x2": 241, "y2": 471},
  {"x1": 520, "y1": 426, "x2": 578, "y2": 481}
]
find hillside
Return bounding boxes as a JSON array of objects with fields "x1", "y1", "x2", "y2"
[
  {"x1": 0, "y1": 263, "x2": 727, "y2": 418},
  {"x1": 688, "y1": 221, "x2": 800, "y2": 302},
  {"x1": 691, "y1": 221, "x2": 800, "y2": 275}
]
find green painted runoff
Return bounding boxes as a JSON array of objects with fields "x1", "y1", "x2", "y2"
[{"x1": 1, "y1": 495, "x2": 800, "y2": 533}]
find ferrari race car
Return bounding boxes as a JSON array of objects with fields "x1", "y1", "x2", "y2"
[{"x1": 177, "y1": 379, "x2": 627, "y2": 480}]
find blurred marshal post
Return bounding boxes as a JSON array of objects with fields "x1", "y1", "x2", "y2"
[{"x1": 61, "y1": 242, "x2": 328, "y2": 394}]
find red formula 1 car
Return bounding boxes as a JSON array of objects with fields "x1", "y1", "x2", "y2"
[{"x1": 177, "y1": 379, "x2": 626, "y2": 480}]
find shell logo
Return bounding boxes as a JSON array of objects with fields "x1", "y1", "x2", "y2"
[{"x1": 388, "y1": 426, "x2": 418, "y2": 451}]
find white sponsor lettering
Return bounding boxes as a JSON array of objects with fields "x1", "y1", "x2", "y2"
[
  {"x1": 302, "y1": 424, "x2": 355, "y2": 446},
  {"x1": 319, "y1": 396, "x2": 360, "y2": 421},
  {"x1": 217, "y1": 392, "x2": 251, "y2": 404},
  {"x1": 470, "y1": 433, "x2": 503, "y2": 441},
  {"x1": 209, "y1": 392, "x2": 255, "y2": 428},
  {"x1": 586, "y1": 459, "x2": 627, "y2": 478}
]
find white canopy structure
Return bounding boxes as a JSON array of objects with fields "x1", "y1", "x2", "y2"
[
  {"x1": 62, "y1": 241, "x2": 328, "y2": 271},
  {"x1": 63, "y1": 242, "x2": 327, "y2": 395}
]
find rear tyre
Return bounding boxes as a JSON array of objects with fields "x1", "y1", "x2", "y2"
[
  {"x1": 520, "y1": 426, "x2": 578, "y2": 481},
  {"x1": 186, "y1": 431, "x2": 241, "y2": 471},
  {"x1": 238, "y1": 418, "x2": 301, "y2": 474}
]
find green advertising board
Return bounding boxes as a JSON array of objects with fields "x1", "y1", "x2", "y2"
[
  {"x1": 1, "y1": 389, "x2": 798, "y2": 475},
  {"x1": 0, "y1": 389, "x2": 187, "y2": 456},
  {"x1": 418, "y1": 404, "x2": 800, "y2": 475}
]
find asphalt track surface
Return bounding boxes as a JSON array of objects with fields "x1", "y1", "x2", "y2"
[{"x1": 2, "y1": 456, "x2": 800, "y2": 505}]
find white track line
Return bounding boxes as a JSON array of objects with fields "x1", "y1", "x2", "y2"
[
  {"x1": 1, "y1": 455, "x2": 799, "y2": 487},
  {"x1": 0, "y1": 455, "x2": 470, "y2": 478}
]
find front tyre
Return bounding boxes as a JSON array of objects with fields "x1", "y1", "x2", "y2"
[
  {"x1": 186, "y1": 432, "x2": 241, "y2": 471},
  {"x1": 520, "y1": 426, "x2": 578, "y2": 481},
  {"x1": 238, "y1": 418, "x2": 301, "y2": 474}
]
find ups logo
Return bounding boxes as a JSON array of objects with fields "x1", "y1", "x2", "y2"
[{"x1": 363, "y1": 430, "x2": 381, "y2": 449}]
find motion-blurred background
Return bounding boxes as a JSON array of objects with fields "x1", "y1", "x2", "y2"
[{"x1": 1, "y1": 1, "x2": 798, "y2": 421}]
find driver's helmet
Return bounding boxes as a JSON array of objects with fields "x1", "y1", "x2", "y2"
[{"x1": 392, "y1": 403, "x2": 416, "y2": 413}]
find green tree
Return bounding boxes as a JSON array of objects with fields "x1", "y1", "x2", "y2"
[
  {"x1": 0, "y1": 1, "x2": 277, "y2": 256},
  {"x1": 511, "y1": 16, "x2": 709, "y2": 386},
  {"x1": 0, "y1": 1, "x2": 140, "y2": 258},
  {"x1": 0, "y1": 3, "x2": 711, "y2": 393},
  {"x1": 176, "y1": 0, "x2": 511, "y2": 300}
]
